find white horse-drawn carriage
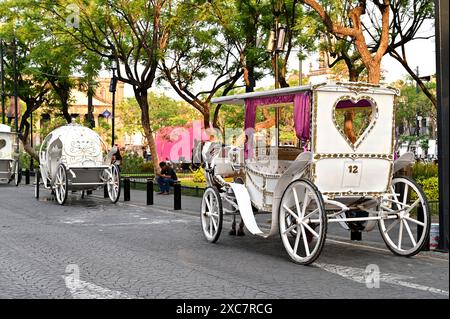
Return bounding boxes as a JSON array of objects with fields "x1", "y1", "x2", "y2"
[
  {"x1": 201, "y1": 82, "x2": 430, "y2": 265},
  {"x1": 0, "y1": 124, "x2": 21, "y2": 185},
  {"x1": 35, "y1": 124, "x2": 121, "y2": 205}
]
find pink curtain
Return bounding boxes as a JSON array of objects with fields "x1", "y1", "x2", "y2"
[
  {"x1": 243, "y1": 92, "x2": 311, "y2": 159},
  {"x1": 293, "y1": 92, "x2": 311, "y2": 143}
]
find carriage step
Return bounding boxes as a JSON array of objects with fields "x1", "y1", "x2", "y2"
[{"x1": 351, "y1": 231, "x2": 362, "y2": 241}]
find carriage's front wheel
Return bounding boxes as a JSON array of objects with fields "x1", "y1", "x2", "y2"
[
  {"x1": 54, "y1": 164, "x2": 68, "y2": 205},
  {"x1": 379, "y1": 176, "x2": 430, "y2": 256},
  {"x1": 201, "y1": 187, "x2": 223, "y2": 243},
  {"x1": 107, "y1": 164, "x2": 121, "y2": 203},
  {"x1": 279, "y1": 179, "x2": 327, "y2": 265}
]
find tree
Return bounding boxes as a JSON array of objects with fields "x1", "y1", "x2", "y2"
[
  {"x1": 160, "y1": 0, "x2": 244, "y2": 131},
  {"x1": 301, "y1": 0, "x2": 391, "y2": 84},
  {"x1": 116, "y1": 92, "x2": 202, "y2": 140},
  {"x1": 1, "y1": 0, "x2": 101, "y2": 160},
  {"x1": 45, "y1": 0, "x2": 173, "y2": 172},
  {"x1": 366, "y1": 0, "x2": 436, "y2": 106}
]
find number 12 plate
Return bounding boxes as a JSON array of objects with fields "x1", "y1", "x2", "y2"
[{"x1": 342, "y1": 161, "x2": 363, "y2": 187}]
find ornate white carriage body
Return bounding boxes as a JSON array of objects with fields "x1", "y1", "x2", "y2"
[
  {"x1": 0, "y1": 124, "x2": 21, "y2": 185},
  {"x1": 36, "y1": 124, "x2": 120, "y2": 205},
  {"x1": 200, "y1": 82, "x2": 430, "y2": 265}
]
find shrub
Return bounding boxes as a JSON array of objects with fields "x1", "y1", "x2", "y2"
[
  {"x1": 412, "y1": 162, "x2": 438, "y2": 181},
  {"x1": 192, "y1": 167, "x2": 206, "y2": 183},
  {"x1": 121, "y1": 153, "x2": 144, "y2": 173},
  {"x1": 142, "y1": 161, "x2": 154, "y2": 173},
  {"x1": 419, "y1": 177, "x2": 439, "y2": 201}
]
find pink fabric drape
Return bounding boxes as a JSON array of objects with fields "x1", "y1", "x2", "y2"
[{"x1": 243, "y1": 92, "x2": 311, "y2": 159}]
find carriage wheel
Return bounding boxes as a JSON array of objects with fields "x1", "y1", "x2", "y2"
[
  {"x1": 200, "y1": 187, "x2": 223, "y2": 243},
  {"x1": 107, "y1": 164, "x2": 121, "y2": 204},
  {"x1": 379, "y1": 176, "x2": 431, "y2": 256},
  {"x1": 279, "y1": 179, "x2": 327, "y2": 265},
  {"x1": 54, "y1": 164, "x2": 68, "y2": 205}
]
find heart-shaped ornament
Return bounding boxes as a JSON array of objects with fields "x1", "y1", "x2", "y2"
[{"x1": 333, "y1": 96, "x2": 377, "y2": 150}]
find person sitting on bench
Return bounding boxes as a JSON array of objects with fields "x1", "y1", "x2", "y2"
[{"x1": 156, "y1": 161, "x2": 178, "y2": 195}]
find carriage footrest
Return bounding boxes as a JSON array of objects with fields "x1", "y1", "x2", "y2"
[{"x1": 351, "y1": 231, "x2": 362, "y2": 241}]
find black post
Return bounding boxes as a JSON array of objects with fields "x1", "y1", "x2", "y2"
[
  {"x1": 35, "y1": 169, "x2": 39, "y2": 199},
  {"x1": 109, "y1": 62, "x2": 117, "y2": 147},
  {"x1": 435, "y1": 0, "x2": 449, "y2": 252},
  {"x1": 147, "y1": 178, "x2": 154, "y2": 205},
  {"x1": 123, "y1": 177, "x2": 130, "y2": 201},
  {"x1": 1, "y1": 39, "x2": 5, "y2": 124},
  {"x1": 104, "y1": 184, "x2": 108, "y2": 198},
  {"x1": 29, "y1": 112, "x2": 33, "y2": 171},
  {"x1": 174, "y1": 181, "x2": 181, "y2": 210},
  {"x1": 13, "y1": 37, "x2": 18, "y2": 136},
  {"x1": 25, "y1": 169, "x2": 30, "y2": 185}
]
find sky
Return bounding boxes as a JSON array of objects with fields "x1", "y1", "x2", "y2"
[{"x1": 112, "y1": 21, "x2": 436, "y2": 101}]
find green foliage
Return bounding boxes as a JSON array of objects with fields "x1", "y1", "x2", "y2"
[
  {"x1": 192, "y1": 167, "x2": 206, "y2": 183},
  {"x1": 418, "y1": 177, "x2": 439, "y2": 201},
  {"x1": 121, "y1": 153, "x2": 145, "y2": 174},
  {"x1": 412, "y1": 162, "x2": 438, "y2": 181},
  {"x1": 142, "y1": 161, "x2": 154, "y2": 173}
]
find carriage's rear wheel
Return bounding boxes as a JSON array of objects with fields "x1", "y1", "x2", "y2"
[
  {"x1": 279, "y1": 179, "x2": 327, "y2": 265},
  {"x1": 54, "y1": 164, "x2": 68, "y2": 205},
  {"x1": 201, "y1": 187, "x2": 223, "y2": 243},
  {"x1": 107, "y1": 164, "x2": 121, "y2": 203},
  {"x1": 379, "y1": 176, "x2": 430, "y2": 256}
]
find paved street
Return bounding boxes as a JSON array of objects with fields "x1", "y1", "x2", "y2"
[{"x1": 0, "y1": 183, "x2": 448, "y2": 299}]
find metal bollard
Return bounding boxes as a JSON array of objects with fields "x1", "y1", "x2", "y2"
[
  {"x1": 35, "y1": 169, "x2": 39, "y2": 199},
  {"x1": 25, "y1": 169, "x2": 30, "y2": 185},
  {"x1": 174, "y1": 182, "x2": 181, "y2": 210},
  {"x1": 147, "y1": 178, "x2": 154, "y2": 205},
  {"x1": 123, "y1": 178, "x2": 131, "y2": 201},
  {"x1": 417, "y1": 206, "x2": 430, "y2": 251},
  {"x1": 104, "y1": 184, "x2": 108, "y2": 198}
]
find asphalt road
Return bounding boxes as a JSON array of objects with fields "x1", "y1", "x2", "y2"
[{"x1": 0, "y1": 184, "x2": 448, "y2": 299}]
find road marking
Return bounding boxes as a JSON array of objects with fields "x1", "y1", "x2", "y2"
[
  {"x1": 64, "y1": 264, "x2": 135, "y2": 299},
  {"x1": 315, "y1": 262, "x2": 449, "y2": 296}
]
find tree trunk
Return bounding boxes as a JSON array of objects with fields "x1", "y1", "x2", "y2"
[{"x1": 135, "y1": 88, "x2": 160, "y2": 174}]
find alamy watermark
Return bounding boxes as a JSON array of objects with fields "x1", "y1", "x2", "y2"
[{"x1": 365, "y1": 264, "x2": 380, "y2": 289}]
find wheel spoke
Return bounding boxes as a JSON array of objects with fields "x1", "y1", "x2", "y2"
[
  {"x1": 293, "y1": 227, "x2": 301, "y2": 255},
  {"x1": 283, "y1": 204, "x2": 299, "y2": 220},
  {"x1": 301, "y1": 192, "x2": 309, "y2": 218},
  {"x1": 384, "y1": 219, "x2": 399, "y2": 234},
  {"x1": 283, "y1": 223, "x2": 297, "y2": 235},
  {"x1": 403, "y1": 219, "x2": 417, "y2": 247},
  {"x1": 300, "y1": 224, "x2": 310, "y2": 257},
  {"x1": 205, "y1": 196, "x2": 212, "y2": 213},
  {"x1": 405, "y1": 198, "x2": 421, "y2": 214},
  {"x1": 302, "y1": 222, "x2": 319, "y2": 238},
  {"x1": 398, "y1": 219, "x2": 404, "y2": 250},
  {"x1": 303, "y1": 208, "x2": 319, "y2": 221},
  {"x1": 402, "y1": 184, "x2": 409, "y2": 206},
  {"x1": 404, "y1": 216, "x2": 425, "y2": 227},
  {"x1": 292, "y1": 187, "x2": 301, "y2": 217}
]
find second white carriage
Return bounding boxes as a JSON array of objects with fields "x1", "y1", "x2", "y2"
[{"x1": 36, "y1": 124, "x2": 121, "y2": 205}]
